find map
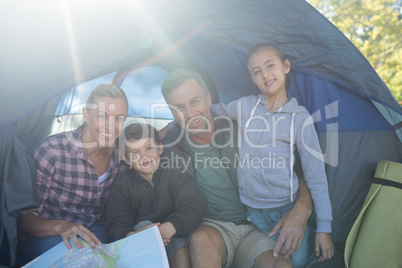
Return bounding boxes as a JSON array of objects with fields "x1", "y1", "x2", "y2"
[{"x1": 23, "y1": 226, "x2": 169, "y2": 268}]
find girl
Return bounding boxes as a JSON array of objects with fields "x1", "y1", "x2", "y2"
[{"x1": 211, "y1": 43, "x2": 334, "y2": 266}]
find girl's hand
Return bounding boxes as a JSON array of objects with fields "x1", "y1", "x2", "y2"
[{"x1": 315, "y1": 232, "x2": 334, "y2": 261}]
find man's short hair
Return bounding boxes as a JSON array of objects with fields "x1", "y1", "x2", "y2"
[{"x1": 161, "y1": 69, "x2": 209, "y2": 100}]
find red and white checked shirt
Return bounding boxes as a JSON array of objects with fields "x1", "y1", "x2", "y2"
[{"x1": 22, "y1": 127, "x2": 127, "y2": 229}]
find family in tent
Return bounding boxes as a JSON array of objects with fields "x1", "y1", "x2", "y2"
[
  {"x1": 1, "y1": 0, "x2": 401, "y2": 267},
  {"x1": 15, "y1": 44, "x2": 337, "y2": 268}
]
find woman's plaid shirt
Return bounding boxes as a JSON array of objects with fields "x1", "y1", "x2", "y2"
[{"x1": 22, "y1": 127, "x2": 127, "y2": 229}]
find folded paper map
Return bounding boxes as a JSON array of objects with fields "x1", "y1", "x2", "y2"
[{"x1": 23, "y1": 226, "x2": 169, "y2": 267}]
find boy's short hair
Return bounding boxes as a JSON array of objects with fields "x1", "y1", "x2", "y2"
[{"x1": 122, "y1": 123, "x2": 161, "y2": 156}]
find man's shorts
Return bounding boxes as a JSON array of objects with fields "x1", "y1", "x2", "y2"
[{"x1": 202, "y1": 218, "x2": 277, "y2": 268}]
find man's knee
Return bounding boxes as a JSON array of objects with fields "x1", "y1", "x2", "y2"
[
  {"x1": 189, "y1": 226, "x2": 222, "y2": 249},
  {"x1": 189, "y1": 228, "x2": 207, "y2": 246},
  {"x1": 189, "y1": 226, "x2": 227, "y2": 266}
]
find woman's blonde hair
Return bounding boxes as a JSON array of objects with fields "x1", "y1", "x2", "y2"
[{"x1": 86, "y1": 84, "x2": 128, "y2": 108}]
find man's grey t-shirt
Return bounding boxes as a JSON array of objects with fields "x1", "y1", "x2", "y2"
[{"x1": 183, "y1": 138, "x2": 247, "y2": 222}]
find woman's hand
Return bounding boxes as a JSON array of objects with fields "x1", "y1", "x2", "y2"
[
  {"x1": 54, "y1": 221, "x2": 102, "y2": 249},
  {"x1": 19, "y1": 213, "x2": 102, "y2": 249}
]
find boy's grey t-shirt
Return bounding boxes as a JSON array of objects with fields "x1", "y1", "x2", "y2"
[{"x1": 183, "y1": 138, "x2": 247, "y2": 222}]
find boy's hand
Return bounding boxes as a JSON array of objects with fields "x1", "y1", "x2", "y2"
[
  {"x1": 126, "y1": 222, "x2": 160, "y2": 237},
  {"x1": 158, "y1": 222, "x2": 176, "y2": 246},
  {"x1": 315, "y1": 232, "x2": 334, "y2": 261}
]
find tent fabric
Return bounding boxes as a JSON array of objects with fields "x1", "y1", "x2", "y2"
[
  {"x1": 1, "y1": 0, "x2": 401, "y2": 129},
  {"x1": 14, "y1": 98, "x2": 62, "y2": 152},
  {"x1": 0, "y1": 133, "x2": 39, "y2": 267},
  {"x1": 371, "y1": 101, "x2": 402, "y2": 142},
  {"x1": 289, "y1": 70, "x2": 393, "y2": 132},
  {"x1": 0, "y1": 0, "x2": 401, "y2": 267},
  {"x1": 178, "y1": 0, "x2": 402, "y2": 113},
  {"x1": 322, "y1": 131, "x2": 402, "y2": 247}
]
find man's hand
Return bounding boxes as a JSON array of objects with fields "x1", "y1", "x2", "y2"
[
  {"x1": 54, "y1": 221, "x2": 102, "y2": 249},
  {"x1": 269, "y1": 182, "x2": 312, "y2": 258},
  {"x1": 269, "y1": 208, "x2": 308, "y2": 257}
]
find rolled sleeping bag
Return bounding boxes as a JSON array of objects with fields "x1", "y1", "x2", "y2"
[{"x1": 344, "y1": 160, "x2": 402, "y2": 268}]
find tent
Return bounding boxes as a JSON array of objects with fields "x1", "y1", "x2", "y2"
[{"x1": 1, "y1": 0, "x2": 401, "y2": 266}]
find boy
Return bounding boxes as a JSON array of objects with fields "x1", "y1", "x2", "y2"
[{"x1": 106, "y1": 123, "x2": 205, "y2": 268}]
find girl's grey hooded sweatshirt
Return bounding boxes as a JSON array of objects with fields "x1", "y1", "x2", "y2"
[{"x1": 211, "y1": 95, "x2": 332, "y2": 233}]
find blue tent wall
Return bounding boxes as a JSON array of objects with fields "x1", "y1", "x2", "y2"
[
  {"x1": 286, "y1": 70, "x2": 402, "y2": 249},
  {"x1": 181, "y1": 0, "x2": 401, "y2": 113},
  {"x1": 290, "y1": 71, "x2": 394, "y2": 133},
  {"x1": 1, "y1": 0, "x2": 401, "y2": 128}
]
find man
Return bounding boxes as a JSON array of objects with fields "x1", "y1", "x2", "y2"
[{"x1": 160, "y1": 69, "x2": 312, "y2": 268}]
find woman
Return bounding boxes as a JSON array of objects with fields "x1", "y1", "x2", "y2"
[{"x1": 19, "y1": 84, "x2": 128, "y2": 262}]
